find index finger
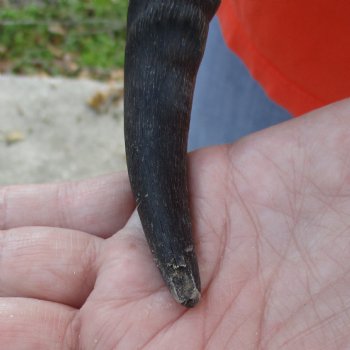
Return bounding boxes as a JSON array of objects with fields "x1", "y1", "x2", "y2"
[{"x1": 0, "y1": 172, "x2": 135, "y2": 238}]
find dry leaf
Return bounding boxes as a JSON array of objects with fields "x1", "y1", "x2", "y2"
[
  {"x1": 48, "y1": 45, "x2": 64, "y2": 58},
  {"x1": 0, "y1": 60, "x2": 11, "y2": 73},
  {"x1": 63, "y1": 53, "x2": 79, "y2": 73},
  {"x1": 5, "y1": 131, "x2": 25, "y2": 145},
  {"x1": 87, "y1": 87, "x2": 124, "y2": 113},
  {"x1": 0, "y1": 45, "x2": 7, "y2": 55},
  {"x1": 88, "y1": 91, "x2": 106, "y2": 111},
  {"x1": 48, "y1": 23, "x2": 66, "y2": 36},
  {"x1": 110, "y1": 69, "x2": 124, "y2": 81},
  {"x1": 78, "y1": 69, "x2": 92, "y2": 79}
]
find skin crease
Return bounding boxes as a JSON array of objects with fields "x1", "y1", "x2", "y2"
[{"x1": 1, "y1": 100, "x2": 350, "y2": 349}]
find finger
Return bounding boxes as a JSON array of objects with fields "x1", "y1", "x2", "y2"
[
  {"x1": 96, "y1": 211, "x2": 170, "y2": 301},
  {"x1": 0, "y1": 226, "x2": 101, "y2": 307},
  {"x1": 0, "y1": 172, "x2": 135, "y2": 238},
  {"x1": 0, "y1": 297, "x2": 78, "y2": 350}
]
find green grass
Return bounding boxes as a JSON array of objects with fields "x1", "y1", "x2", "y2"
[{"x1": 0, "y1": 0, "x2": 128, "y2": 79}]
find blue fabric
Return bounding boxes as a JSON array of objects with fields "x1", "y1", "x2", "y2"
[{"x1": 188, "y1": 17, "x2": 291, "y2": 151}]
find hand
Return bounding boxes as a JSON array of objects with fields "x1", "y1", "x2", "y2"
[{"x1": 1, "y1": 99, "x2": 350, "y2": 349}]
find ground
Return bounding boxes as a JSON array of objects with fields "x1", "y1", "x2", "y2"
[{"x1": 0, "y1": 75, "x2": 126, "y2": 185}]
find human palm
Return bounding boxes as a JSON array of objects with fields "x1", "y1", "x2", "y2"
[{"x1": 1, "y1": 100, "x2": 350, "y2": 349}]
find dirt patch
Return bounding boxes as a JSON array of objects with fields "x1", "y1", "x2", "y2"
[{"x1": 0, "y1": 75, "x2": 126, "y2": 185}]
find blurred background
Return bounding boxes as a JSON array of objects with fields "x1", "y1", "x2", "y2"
[
  {"x1": 0, "y1": 0, "x2": 127, "y2": 78},
  {"x1": 0, "y1": 0, "x2": 129, "y2": 185},
  {"x1": 0, "y1": 1, "x2": 292, "y2": 186}
]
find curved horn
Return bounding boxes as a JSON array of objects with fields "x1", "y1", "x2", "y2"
[{"x1": 124, "y1": 0, "x2": 220, "y2": 307}]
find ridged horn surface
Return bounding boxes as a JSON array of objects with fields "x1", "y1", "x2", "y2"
[{"x1": 124, "y1": 0, "x2": 220, "y2": 307}]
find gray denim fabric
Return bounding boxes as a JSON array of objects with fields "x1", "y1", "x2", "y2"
[{"x1": 188, "y1": 17, "x2": 291, "y2": 151}]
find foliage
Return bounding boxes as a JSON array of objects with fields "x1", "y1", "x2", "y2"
[{"x1": 0, "y1": 0, "x2": 128, "y2": 79}]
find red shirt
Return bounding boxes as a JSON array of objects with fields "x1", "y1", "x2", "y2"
[{"x1": 217, "y1": 0, "x2": 350, "y2": 116}]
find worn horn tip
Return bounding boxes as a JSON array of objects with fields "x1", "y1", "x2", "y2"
[
  {"x1": 180, "y1": 289, "x2": 201, "y2": 308},
  {"x1": 166, "y1": 268, "x2": 201, "y2": 308}
]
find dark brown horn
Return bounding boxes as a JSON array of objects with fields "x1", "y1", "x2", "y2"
[{"x1": 124, "y1": 0, "x2": 220, "y2": 307}]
